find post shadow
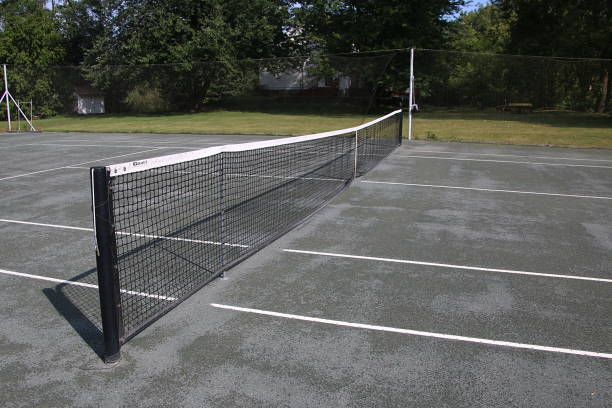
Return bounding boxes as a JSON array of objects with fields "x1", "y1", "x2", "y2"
[{"x1": 42, "y1": 267, "x2": 105, "y2": 360}]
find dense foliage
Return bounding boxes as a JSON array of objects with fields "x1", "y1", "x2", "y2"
[{"x1": 0, "y1": 0, "x2": 609, "y2": 116}]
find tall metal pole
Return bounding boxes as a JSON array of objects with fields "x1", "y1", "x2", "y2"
[
  {"x1": 3, "y1": 65, "x2": 11, "y2": 131},
  {"x1": 408, "y1": 48, "x2": 415, "y2": 141}
]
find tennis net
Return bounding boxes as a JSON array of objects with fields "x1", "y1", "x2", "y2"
[{"x1": 91, "y1": 109, "x2": 402, "y2": 362}]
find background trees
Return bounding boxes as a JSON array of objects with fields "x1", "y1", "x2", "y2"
[{"x1": 0, "y1": 0, "x2": 609, "y2": 116}]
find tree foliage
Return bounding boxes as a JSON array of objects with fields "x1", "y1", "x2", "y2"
[{"x1": 0, "y1": 0, "x2": 609, "y2": 116}]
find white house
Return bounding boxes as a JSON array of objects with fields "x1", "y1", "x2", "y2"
[{"x1": 73, "y1": 87, "x2": 105, "y2": 115}]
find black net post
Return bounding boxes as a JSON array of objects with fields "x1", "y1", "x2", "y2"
[{"x1": 91, "y1": 166, "x2": 123, "y2": 363}]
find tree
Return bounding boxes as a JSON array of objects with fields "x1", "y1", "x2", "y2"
[
  {"x1": 80, "y1": 0, "x2": 292, "y2": 112},
  {"x1": 497, "y1": 0, "x2": 612, "y2": 112},
  {"x1": 449, "y1": 3, "x2": 510, "y2": 53},
  {"x1": 292, "y1": 0, "x2": 465, "y2": 53},
  {"x1": 0, "y1": 0, "x2": 65, "y2": 116}
]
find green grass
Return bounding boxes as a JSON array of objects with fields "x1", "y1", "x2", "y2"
[
  {"x1": 22, "y1": 111, "x2": 379, "y2": 136},
  {"x1": 412, "y1": 108, "x2": 612, "y2": 148},
  {"x1": 3, "y1": 108, "x2": 611, "y2": 148}
]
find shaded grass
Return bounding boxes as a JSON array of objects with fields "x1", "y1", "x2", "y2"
[{"x1": 2, "y1": 108, "x2": 611, "y2": 148}]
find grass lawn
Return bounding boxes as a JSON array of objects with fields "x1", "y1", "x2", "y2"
[
  {"x1": 21, "y1": 111, "x2": 379, "y2": 137},
  {"x1": 412, "y1": 108, "x2": 612, "y2": 148},
  {"x1": 2, "y1": 108, "x2": 611, "y2": 148}
]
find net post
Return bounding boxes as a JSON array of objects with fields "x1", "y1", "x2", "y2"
[
  {"x1": 353, "y1": 130, "x2": 359, "y2": 178},
  {"x1": 91, "y1": 166, "x2": 122, "y2": 363},
  {"x1": 398, "y1": 110, "x2": 404, "y2": 146},
  {"x1": 408, "y1": 48, "x2": 415, "y2": 141},
  {"x1": 219, "y1": 157, "x2": 226, "y2": 278}
]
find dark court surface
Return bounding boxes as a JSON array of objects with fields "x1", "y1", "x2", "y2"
[{"x1": 0, "y1": 132, "x2": 610, "y2": 407}]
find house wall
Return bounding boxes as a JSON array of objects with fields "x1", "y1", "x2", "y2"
[
  {"x1": 259, "y1": 70, "x2": 306, "y2": 90},
  {"x1": 75, "y1": 95, "x2": 105, "y2": 115}
]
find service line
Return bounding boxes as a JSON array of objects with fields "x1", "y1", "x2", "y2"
[
  {"x1": 282, "y1": 249, "x2": 612, "y2": 283},
  {"x1": 0, "y1": 148, "x2": 165, "y2": 181},
  {"x1": 403, "y1": 149, "x2": 612, "y2": 163},
  {"x1": 0, "y1": 218, "x2": 248, "y2": 248},
  {"x1": 211, "y1": 303, "x2": 612, "y2": 359},
  {"x1": 0, "y1": 268, "x2": 176, "y2": 300},
  {"x1": 397, "y1": 155, "x2": 612, "y2": 169},
  {"x1": 361, "y1": 180, "x2": 612, "y2": 200}
]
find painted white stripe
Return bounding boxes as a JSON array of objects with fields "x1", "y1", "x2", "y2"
[
  {"x1": 282, "y1": 249, "x2": 612, "y2": 283},
  {"x1": 397, "y1": 155, "x2": 612, "y2": 169},
  {"x1": 0, "y1": 268, "x2": 177, "y2": 300},
  {"x1": 0, "y1": 148, "x2": 165, "y2": 181},
  {"x1": 210, "y1": 303, "x2": 612, "y2": 359},
  {"x1": 0, "y1": 218, "x2": 249, "y2": 248},
  {"x1": 19, "y1": 143, "x2": 203, "y2": 150},
  {"x1": 45, "y1": 139, "x2": 236, "y2": 145},
  {"x1": 361, "y1": 180, "x2": 612, "y2": 200},
  {"x1": 405, "y1": 149, "x2": 612, "y2": 163},
  {"x1": 0, "y1": 219, "x2": 92, "y2": 231},
  {"x1": 115, "y1": 231, "x2": 248, "y2": 248}
]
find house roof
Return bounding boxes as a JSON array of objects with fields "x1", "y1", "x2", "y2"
[{"x1": 74, "y1": 87, "x2": 104, "y2": 96}]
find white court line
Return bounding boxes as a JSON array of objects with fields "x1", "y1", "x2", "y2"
[
  {"x1": 0, "y1": 268, "x2": 177, "y2": 300},
  {"x1": 397, "y1": 155, "x2": 612, "y2": 169},
  {"x1": 404, "y1": 149, "x2": 612, "y2": 163},
  {"x1": 0, "y1": 218, "x2": 249, "y2": 248},
  {"x1": 19, "y1": 143, "x2": 205, "y2": 150},
  {"x1": 361, "y1": 180, "x2": 612, "y2": 200},
  {"x1": 0, "y1": 219, "x2": 91, "y2": 232},
  {"x1": 0, "y1": 148, "x2": 164, "y2": 181},
  {"x1": 211, "y1": 303, "x2": 612, "y2": 359},
  {"x1": 282, "y1": 249, "x2": 612, "y2": 283},
  {"x1": 46, "y1": 139, "x2": 232, "y2": 145}
]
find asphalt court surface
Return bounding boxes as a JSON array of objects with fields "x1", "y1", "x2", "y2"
[{"x1": 0, "y1": 131, "x2": 611, "y2": 407}]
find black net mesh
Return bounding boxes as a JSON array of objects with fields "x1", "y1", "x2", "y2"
[{"x1": 99, "y1": 110, "x2": 402, "y2": 342}]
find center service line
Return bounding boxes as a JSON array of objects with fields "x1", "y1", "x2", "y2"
[
  {"x1": 210, "y1": 303, "x2": 612, "y2": 359},
  {"x1": 282, "y1": 249, "x2": 612, "y2": 283}
]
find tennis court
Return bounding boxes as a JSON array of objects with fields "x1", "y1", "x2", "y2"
[{"x1": 0, "y1": 128, "x2": 611, "y2": 406}]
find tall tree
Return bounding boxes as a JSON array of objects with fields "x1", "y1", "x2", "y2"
[
  {"x1": 291, "y1": 0, "x2": 465, "y2": 53},
  {"x1": 0, "y1": 0, "x2": 65, "y2": 116},
  {"x1": 449, "y1": 3, "x2": 510, "y2": 53},
  {"x1": 79, "y1": 0, "x2": 292, "y2": 112},
  {"x1": 497, "y1": 0, "x2": 612, "y2": 112}
]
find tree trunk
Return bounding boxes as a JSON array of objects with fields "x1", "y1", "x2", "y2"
[{"x1": 597, "y1": 69, "x2": 609, "y2": 113}]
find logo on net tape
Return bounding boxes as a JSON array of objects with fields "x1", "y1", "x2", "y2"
[
  {"x1": 114, "y1": 159, "x2": 149, "y2": 174},
  {"x1": 132, "y1": 160, "x2": 148, "y2": 167}
]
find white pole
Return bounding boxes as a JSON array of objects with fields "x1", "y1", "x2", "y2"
[
  {"x1": 6, "y1": 92, "x2": 36, "y2": 131},
  {"x1": 3, "y1": 65, "x2": 11, "y2": 131},
  {"x1": 408, "y1": 48, "x2": 415, "y2": 141}
]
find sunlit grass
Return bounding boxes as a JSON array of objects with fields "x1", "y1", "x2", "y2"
[{"x1": 3, "y1": 108, "x2": 611, "y2": 148}]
